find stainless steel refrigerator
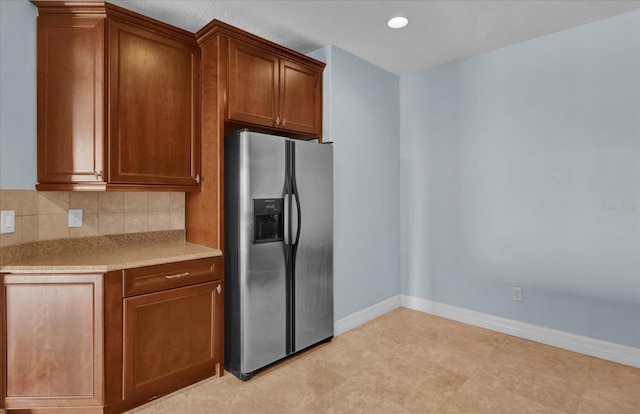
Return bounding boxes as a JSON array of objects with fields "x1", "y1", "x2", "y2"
[{"x1": 224, "y1": 129, "x2": 333, "y2": 381}]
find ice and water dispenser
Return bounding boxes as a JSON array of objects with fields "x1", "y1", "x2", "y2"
[{"x1": 253, "y1": 198, "x2": 284, "y2": 243}]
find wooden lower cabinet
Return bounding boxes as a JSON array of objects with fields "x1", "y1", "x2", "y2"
[
  {"x1": 122, "y1": 283, "x2": 221, "y2": 404},
  {"x1": 1, "y1": 256, "x2": 223, "y2": 414},
  {"x1": 2, "y1": 274, "x2": 104, "y2": 411}
]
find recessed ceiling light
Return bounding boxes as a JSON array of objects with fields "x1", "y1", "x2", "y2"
[{"x1": 387, "y1": 16, "x2": 408, "y2": 29}]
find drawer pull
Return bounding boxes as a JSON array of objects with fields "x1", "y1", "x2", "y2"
[{"x1": 165, "y1": 272, "x2": 189, "y2": 279}]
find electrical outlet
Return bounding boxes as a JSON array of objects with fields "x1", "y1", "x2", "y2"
[
  {"x1": 1, "y1": 210, "x2": 15, "y2": 234},
  {"x1": 512, "y1": 287, "x2": 522, "y2": 302},
  {"x1": 68, "y1": 209, "x2": 83, "y2": 228}
]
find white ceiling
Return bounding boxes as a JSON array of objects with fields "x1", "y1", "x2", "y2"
[{"x1": 110, "y1": 0, "x2": 640, "y2": 75}]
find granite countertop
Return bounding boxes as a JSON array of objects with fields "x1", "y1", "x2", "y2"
[{"x1": 0, "y1": 242, "x2": 222, "y2": 273}]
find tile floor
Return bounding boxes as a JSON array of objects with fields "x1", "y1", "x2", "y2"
[{"x1": 127, "y1": 308, "x2": 639, "y2": 414}]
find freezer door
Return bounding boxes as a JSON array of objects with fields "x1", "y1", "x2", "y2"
[
  {"x1": 238, "y1": 131, "x2": 289, "y2": 373},
  {"x1": 291, "y1": 140, "x2": 334, "y2": 351}
]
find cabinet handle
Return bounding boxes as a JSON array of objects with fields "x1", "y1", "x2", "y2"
[
  {"x1": 165, "y1": 272, "x2": 189, "y2": 279},
  {"x1": 282, "y1": 118, "x2": 286, "y2": 127},
  {"x1": 94, "y1": 170, "x2": 103, "y2": 180},
  {"x1": 216, "y1": 284, "x2": 222, "y2": 294},
  {"x1": 195, "y1": 174, "x2": 201, "y2": 184},
  {"x1": 275, "y1": 116, "x2": 280, "y2": 126}
]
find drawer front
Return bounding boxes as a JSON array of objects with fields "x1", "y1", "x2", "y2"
[{"x1": 123, "y1": 257, "x2": 220, "y2": 297}]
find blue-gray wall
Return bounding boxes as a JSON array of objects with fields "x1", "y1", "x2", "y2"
[
  {"x1": 309, "y1": 45, "x2": 401, "y2": 320},
  {"x1": 2, "y1": 0, "x2": 637, "y2": 348},
  {"x1": 0, "y1": 0, "x2": 36, "y2": 189},
  {"x1": 400, "y1": 10, "x2": 640, "y2": 348}
]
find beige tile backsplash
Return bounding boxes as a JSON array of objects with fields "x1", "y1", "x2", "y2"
[
  {"x1": 125, "y1": 192, "x2": 148, "y2": 213},
  {"x1": 149, "y1": 192, "x2": 171, "y2": 211},
  {"x1": 99, "y1": 192, "x2": 126, "y2": 213},
  {"x1": 0, "y1": 190, "x2": 185, "y2": 247},
  {"x1": 70, "y1": 192, "x2": 99, "y2": 213}
]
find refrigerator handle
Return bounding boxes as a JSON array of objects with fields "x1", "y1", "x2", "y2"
[
  {"x1": 292, "y1": 191, "x2": 301, "y2": 247},
  {"x1": 290, "y1": 140, "x2": 302, "y2": 248},
  {"x1": 284, "y1": 193, "x2": 290, "y2": 245}
]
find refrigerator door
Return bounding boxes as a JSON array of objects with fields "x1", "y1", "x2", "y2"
[
  {"x1": 291, "y1": 140, "x2": 334, "y2": 351},
  {"x1": 238, "y1": 131, "x2": 289, "y2": 373}
]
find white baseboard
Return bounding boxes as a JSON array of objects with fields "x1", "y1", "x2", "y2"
[
  {"x1": 401, "y1": 294, "x2": 640, "y2": 368},
  {"x1": 332, "y1": 294, "x2": 639, "y2": 368},
  {"x1": 334, "y1": 295, "x2": 401, "y2": 336}
]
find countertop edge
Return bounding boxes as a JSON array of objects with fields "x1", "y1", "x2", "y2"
[{"x1": 0, "y1": 242, "x2": 222, "y2": 274}]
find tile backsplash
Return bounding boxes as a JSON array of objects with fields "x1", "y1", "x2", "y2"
[{"x1": 0, "y1": 190, "x2": 185, "y2": 247}]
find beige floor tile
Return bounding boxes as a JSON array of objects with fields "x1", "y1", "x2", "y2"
[
  {"x1": 127, "y1": 375, "x2": 265, "y2": 414},
  {"x1": 124, "y1": 308, "x2": 639, "y2": 414},
  {"x1": 354, "y1": 358, "x2": 467, "y2": 413},
  {"x1": 475, "y1": 338, "x2": 590, "y2": 413},
  {"x1": 242, "y1": 356, "x2": 349, "y2": 412},
  {"x1": 575, "y1": 358, "x2": 640, "y2": 414},
  {"x1": 490, "y1": 337, "x2": 594, "y2": 381},
  {"x1": 438, "y1": 372, "x2": 568, "y2": 414},
  {"x1": 397, "y1": 321, "x2": 508, "y2": 377},
  {"x1": 576, "y1": 395, "x2": 639, "y2": 414},
  {"x1": 584, "y1": 357, "x2": 640, "y2": 393},
  {"x1": 295, "y1": 376, "x2": 413, "y2": 414},
  {"x1": 304, "y1": 329, "x2": 398, "y2": 376},
  {"x1": 473, "y1": 368, "x2": 584, "y2": 414}
]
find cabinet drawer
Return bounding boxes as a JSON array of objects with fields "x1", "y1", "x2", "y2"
[{"x1": 123, "y1": 257, "x2": 220, "y2": 297}]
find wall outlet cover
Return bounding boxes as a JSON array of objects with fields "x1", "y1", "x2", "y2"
[
  {"x1": 1, "y1": 210, "x2": 16, "y2": 234},
  {"x1": 68, "y1": 209, "x2": 83, "y2": 228},
  {"x1": 512, "y1": 287, "x2": 523, "y2": 302}
]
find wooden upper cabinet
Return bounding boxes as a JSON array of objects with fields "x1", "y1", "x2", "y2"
[
  {"x1": 279, "y1": 58, "x2": 322, "y2": 136},
  {"x1": 228, "y1": 39, "x2": 279, "y2": 129},
  {"x1": 32, "y1": 1, "x2": 201, "y2": 191},
  {"x1": 108, "y1": 20, "x2": 201, "y2": 187},
  {"x1": 226, "y1": 36, "x2": 323, "y2": 138},
  {"x1": 36, "y1": 15, "x2": 105, "y2": 186}
]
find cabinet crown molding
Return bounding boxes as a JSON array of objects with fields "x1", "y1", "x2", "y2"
[
  {"x1": 30, "y1": 1, "x2": 197, "y2": 45},
  {"x1": 196, "y1": 19, "x2": 325, "y2": 71}
]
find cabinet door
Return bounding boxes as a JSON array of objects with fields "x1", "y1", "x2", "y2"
[
  {"x1": 227, "y1": 39, "x2": 279, "y2": 128},
  {"x1": 279, "y1": 58, "x2": 323, "y2": 136},
  {"x1": 2, "y1": 274, "x2": 104, "y2": 410},
  {"x1": 122, "y1": 281, "x2": 222, "y2": 400},
  {"x1": 36, "y1": 16, "x2": 105, "y2": 186},
  {"x1": 109, "y1": 20, "x2": 201, "y2": 187}
]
